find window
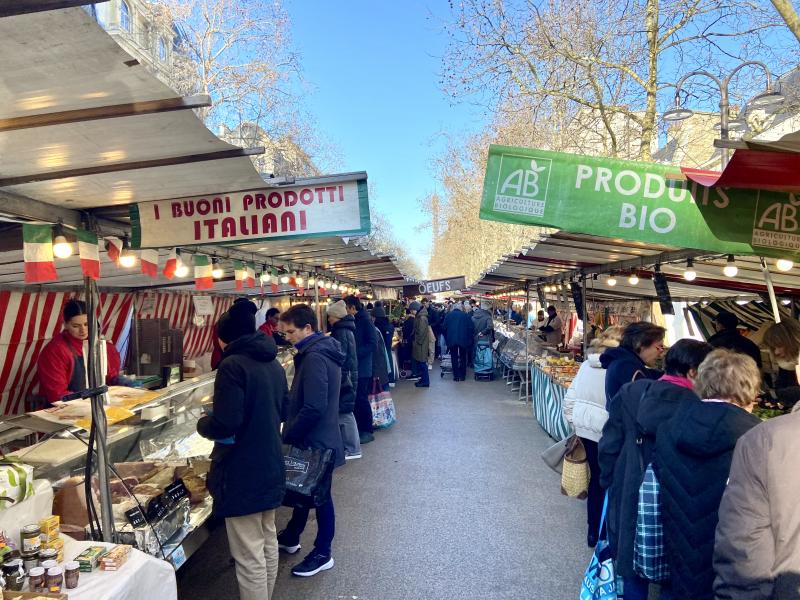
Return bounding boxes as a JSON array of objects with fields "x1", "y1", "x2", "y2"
[
  {"x1": 158, "y1": 37, "x2": 168, "y2": 62},
  {"x1": 120, "y1": 0, "x2": 131, "y2": 32}
]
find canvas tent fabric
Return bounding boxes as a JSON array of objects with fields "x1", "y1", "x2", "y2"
[{"x1": 686, "y1": 299, "x2": 790, "y2": 341}]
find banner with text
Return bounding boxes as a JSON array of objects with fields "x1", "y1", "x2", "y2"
[
  {"x1": 480, "y1": 145, "x2": 800, "y2": 260},
  {"x1": 131, "y1": 178, "x2": 371, "y2": 248},
  {"x1": 403, "y1": 276, "x2": 467, "y2": 297}
]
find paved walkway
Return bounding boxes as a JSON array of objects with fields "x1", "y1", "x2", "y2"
[{"x1": 178, "y1": 364, "x2": 590, "y2": 599}]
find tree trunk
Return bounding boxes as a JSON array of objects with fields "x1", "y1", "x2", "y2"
[
  {"x1": 639, "y1": 0, "x2": 660, "y2": 161},
  {"x1": 770, "y1": 0, "x2": 800, "y2": 44}
]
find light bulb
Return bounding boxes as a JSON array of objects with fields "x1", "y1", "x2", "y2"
[
  {"x1": 212, "y1": 260, "x2": 224, "y2": 279},
  {"x1": 354, "y1": 288, "x2": 360, "y2": 295},
  {"x1": 119, "y1": 251, "x2": 137, "y2": 269},
  {"x1": 607, "y1": 276, "x2": 617, "y2": 287},
  {"x1": 684, "y1": 269, "x2": 697, "y2": 281},
  {"x1": 296, "y1": 274, "x2": 304, "y2": 286},
  {"x1": 260, "y1": 271, "x2": 268, "y2": 284},
  {"x1": 53, "y1": 235, "x2": 73, "y2": 259},
  {"x1": 308, "y1": 276, "x2": 316, "y2": 287},
  {"x1": 324, "y1": 280, "x2": 332, "y2": 288},
  {"x1": 776, "y1": 258, "x2": 794, "y2": 272},
  {"x1": 331, "y1": 282, "x2": 339, "y2": 290},
  {"x1": 723, "y1": 255, "x2": 738, "y2": 278},
  {"x1": 628, "y1": 274, "x2": 639, "y2": 285},
  {"x1": 280, "y1": 274, "x2": 290, "y2": 284},
  {"x1": 175, "y1": 262, "x2": 189, "y2": 278}
]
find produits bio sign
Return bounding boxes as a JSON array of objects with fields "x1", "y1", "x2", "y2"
[
  {"x1": 403, "y1": 276, "x2": 467, "y2": 297},
  {"x1": 130, "y1": 178, "x2": 371, "y2": 248},
  {"x1": 480, "y1": 145, "x2": 800, "y2": 260}
]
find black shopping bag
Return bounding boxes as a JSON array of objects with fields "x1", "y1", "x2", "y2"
[{"x1": 282, "y1": 445, "x2": 335, "y2": 509}]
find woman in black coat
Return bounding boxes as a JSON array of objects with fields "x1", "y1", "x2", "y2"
[
  {"x1": 655, "y1": 349, "x2": 762, "y2": 600},
  {"x1": 373, "y1": 302, "x2": 395, "y2": 382},
  {"x1": 598, "y1": 339, "x2": 712, "y2": 600},
  {"x1": 600, "y1": 321, "x2": 666, "y2": 407}
]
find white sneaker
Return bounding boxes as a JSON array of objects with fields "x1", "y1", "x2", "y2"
[
  {"x1": 428, "y1": 364, "x2": 433, "y2": 370},
  {"x1": 345, "y1": 451, "x2": 362, "y2": 460}
]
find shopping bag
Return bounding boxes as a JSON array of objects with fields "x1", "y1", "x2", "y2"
[
  {"x1": 282, "y1": 445, "x2": 334, "y2": 509},
  {"x1": 580, "y1": 494, "x2": 617, "y2": 600},
  {"x1": 560, "y1": 436, "x2": 590, "y2": 499},
  {"x1": 633, "y1": 463, "x2": 670, "y2": 582},
  {"x1": 541, "y1": 435, "x2": 571, "y2": 474},
  {"x1": 0, "y1": 455, "x2": 35, "y2": 510},
  {"x1": 370, "y1": 380, "x2": 396, "y2": 429}
]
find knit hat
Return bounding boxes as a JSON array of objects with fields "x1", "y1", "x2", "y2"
[
  {"x1": 409, "y1": 301, "x2": 422, "y2": 312},
  {"x1": 217, "y1": 300, "x2": 257, "y2": 343},
  {"x1": 327, "y1": 299, "x2": 348, "y2": 320},
  {"x1": 373, "y1": 303, "x2": 387, "y2": 319}
]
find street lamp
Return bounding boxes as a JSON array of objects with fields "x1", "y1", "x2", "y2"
[{"x1": 663, "y1": 61, "x2": 783, "y2": 168}]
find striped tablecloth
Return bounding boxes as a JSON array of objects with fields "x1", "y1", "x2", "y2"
[{"x1": 530, "y1": 365, "x2": 573, "y2": 441}]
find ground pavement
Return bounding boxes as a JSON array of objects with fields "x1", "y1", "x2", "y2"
[{"x1": 177, "y1": 362, "x2": 591, "y2": 600}]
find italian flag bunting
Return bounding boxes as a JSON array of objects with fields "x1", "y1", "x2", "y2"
[
  {"x1": 141, "y1": 249, "x2": 158, "y2": 278},
  {"x1": 246, "y1": 262, "x2": 257, "y2": 288},
  {"x1": 270, "y1": 268, "x2": 279, "y2": 293},
  {"x1": 76, "y1": 229, "x2": 100, "y2": 280},
  {"x1": 194, "y1": 254, "x2": 214, "y2": 290},
  {"x1": 163, "y1": 248, "x2": 178, "y2": 279},
  {"x1": 23, "y1": 223, "x2": 58, "y2": 283},
  {"x1": 105, "y1": 237, "x2": 123, "y2": 264},
  {"x1": 234, "y1": 260, "x2": 245, "y2": 290}
]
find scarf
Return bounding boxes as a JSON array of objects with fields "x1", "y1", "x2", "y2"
[{"x1": 659, "y1": 374, "x2": 694, "y2": 390}]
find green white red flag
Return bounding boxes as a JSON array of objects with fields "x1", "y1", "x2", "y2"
[
  {"x1": 246, "y1": 262, "x2": 257, "y2": 288},
  {"x1": 76, "y1": 229, "x2": 100, "y2": 280},
  {"x1": 194, "y1": 254, "x2": 213, "y2": 290},
  {"x1": 140, "y1": 249, "x2": 158, "y2": 278},
  {"x1": 23, "y1": 224, "x2": 58, "y2": 283},
  {"x1": 105, "y1": 237, "x2": 123, "y2": 264},
  {"x1": 163, "y1": 248, "x2": 178, "y2": 279},
  {"x1": 234, "y1": 260, "x2": 245, "y2": 290}
]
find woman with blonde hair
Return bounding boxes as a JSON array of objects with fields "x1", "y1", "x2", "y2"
[
  {"x1": 563, "y1": 325, "x2": 624, "y2": 547},
  {"x1": 762, "y1": 318, "x2": 800, "y2": 409},
  {"x1": 654, "y1": 349, "x2": 762, "y2": 600}
]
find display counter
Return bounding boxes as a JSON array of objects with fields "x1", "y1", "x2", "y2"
[
  {"x1": 0, "y1": 346, "x2": 295, "y2": 595},
  {"x1": 530, "y1": 358, "x2": 577, "y2": 442}
]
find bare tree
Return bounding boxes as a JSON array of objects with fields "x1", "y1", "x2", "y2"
[{"x1": 357, "y1": 209, "x2": 425, "y2": 281}]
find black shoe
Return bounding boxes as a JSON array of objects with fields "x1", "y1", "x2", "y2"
[
  {"x1": 359, "y1": 432, "x2": 375, "y2": 444},
  {"x1": 291, "y1": 551, "x2": 334, "y2": 577},
  {"x1": 587, "y1": 533, "x2": 598, "y2": 548},
  {"x1": 415, "y1": 382, "x2": 429, "y2": 388},
  {"x1": 277, "y1": 530, "x2": 301, "y2": 554}
]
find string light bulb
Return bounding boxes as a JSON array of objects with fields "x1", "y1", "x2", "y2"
[
  {"x1": 118, "y1": 250, "x2": 136, "y2": 269},
  {"x1": 211, "y1": 258, "x2": 224, "y2": 279},
  {"x1": 53, "y1": 232, "x2": 73, "y2": 259},
  {"x1": 175, "y1": 260, "x2": 189, "y2": 278},
  {"x1": 776, "y1": 258, "x2": 794, "y2": 272},
  {"x1": 308, "y1": 275, "x2": 316, "y2": 287},
  {"x1": 628, "y1": 273, "x2": 639, "y2": 285},
  {"x1": 280, "y1": 272, "x2": 290, "y2": 284},
  {"x1": 607, "y1": 275, "x2": 617, "y2": 287},
  {"x1": 331, "y1": 282, "x2": 339, "y2": 291},
  {"x1": 723, "y1": 255, "x2": 738, "y2": 278},
  {"x1": 684, "y1": 259, "x2": 697, "y2": 281},
  {"x1": 295, "y1": 272, "x2": 304, "y2": 286}
]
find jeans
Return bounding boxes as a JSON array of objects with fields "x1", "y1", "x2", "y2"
[
  {"x1": 413, "y1": 359, "x2": 429, "y2": 385},
  {"x1": 226, "y1": 509, "x2": 278, "y2": 600},
  {"x1": 622, "y1": 576, "x2": 674, "y2": 600},
  {"x1": 354, "y1": 377, "x2": 373, "y2": 434},
  {"x1": 283, "y1": 497, "x2": 336, "y2": 556},
  {"x1": 583, "y1": 438, "x2": 603, "y2": 539},
  {"x1": 451, "y1": 345, "x2": 467, "y2": 380},
  {"x1": 338, "y1": 412, "x2": 361, "y2": 454}
]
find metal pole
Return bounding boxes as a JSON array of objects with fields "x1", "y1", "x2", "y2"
[
  {"x1": 719, "y1": 83, "x2": 730, "y2": 168},
  {"x1": 524, "y1": 282, "x2": 531, "y2": 404},
  {"x1": 760, "y1": 257, "x2": 782, "y2": 322},
  {"x1": 314, "y1": 281, "x2": 321, "y2": 327},
  {"x1": 582, "y1": 275, "x2": 589, "y2": 356}
]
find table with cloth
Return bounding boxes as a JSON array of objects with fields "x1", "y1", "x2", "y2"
[{"x1": 530, "y1": 364, "x2": 573, "y2": 441}]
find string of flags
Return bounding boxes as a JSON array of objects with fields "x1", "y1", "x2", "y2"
[{"x1": 21, "y1": 223, "x2": 366, "y2": 294}]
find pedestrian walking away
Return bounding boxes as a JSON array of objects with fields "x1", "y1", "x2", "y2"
[
  {"x1": 410, "y1": 301, "x2": 430, "y2": 388},
  {"x1": 327, "y1": 299, "x2": 361, "y2": 460},
  {"x1": 442, "y1": 302, "x2": 474, "y2": 381},
  {"x1": 345, "y1": 295, "x2": 377, "y2": 443}
]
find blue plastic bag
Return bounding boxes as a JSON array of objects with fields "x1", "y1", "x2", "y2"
[{"x1": 580, "y1": 494, "x2": 617, "y2": 600}]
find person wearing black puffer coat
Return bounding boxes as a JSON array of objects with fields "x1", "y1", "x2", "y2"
[
  {"x1": 598, "y1": 339, "x2": 713, "y2": 599},
  {"x1": 328, "y1": 300, "x2": 360, "y2": 460},
  {"x1": 655, "y1": 349, "x2": 762, "y2": 600},
  {"x1": 345, "y1": 296, "x2": 377, "y2": 443}
]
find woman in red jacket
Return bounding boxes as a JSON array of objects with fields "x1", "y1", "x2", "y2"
[{"x1": 37, "y1": 299, "x2": 120, "y2": 404}]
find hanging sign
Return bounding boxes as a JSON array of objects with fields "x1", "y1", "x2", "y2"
[
  {"x1": 480, "y1": 145, "x2": 800, "y2": 259},
  {"x1": 403, "y1": 276, "x2": 466, "y2": 297},
  {"x1": 192, "y1": 295, "x2": 214, "y2": 316},
  {"x1": 130, "y1": 178, "x2": 371, "y2": 248}
]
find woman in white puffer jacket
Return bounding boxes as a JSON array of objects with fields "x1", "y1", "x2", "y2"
[{"x1": 563, "y1": 325, "x2": 624, "y2": 547}]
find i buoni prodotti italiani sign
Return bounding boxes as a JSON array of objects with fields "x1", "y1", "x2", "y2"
[
  {"x1": 480, "y1": 145, "x2": 800, "y2": 259},
  {"x1": 403, "y1": 276, "x2": 467, "y2": 297},
  {"x1": 130, "y1": 177, "x2": 371, "y2": 248}
]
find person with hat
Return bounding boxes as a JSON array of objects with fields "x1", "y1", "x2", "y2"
[
  {"x1": 708, "y1": 310, "x2": 763, "y2": 369},
  {"x1": 344, "y1": 295, "x2": 377, "y2": 443},
  {"x1": 327, "y1": 300, "x2": 361, "y2": 460},
  {"x1": 197, "y1": 300, "x2": 288, "y2": 600}
]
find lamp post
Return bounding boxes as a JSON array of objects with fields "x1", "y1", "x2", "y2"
[{"x1": 663, "y1": 61, "x2": 783, "y2": 168}]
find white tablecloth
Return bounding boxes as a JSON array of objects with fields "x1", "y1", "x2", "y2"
[{"x1": 63, "y1": 538, "x2": 177, "y2": 600}]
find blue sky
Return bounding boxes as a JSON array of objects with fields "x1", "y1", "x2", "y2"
[{"x1": 285, "y1": 1, "x2": 487, "y2": 275}]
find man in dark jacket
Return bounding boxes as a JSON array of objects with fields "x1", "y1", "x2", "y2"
[
  {"x1": 345, "y1": 295, "x2": 377, "y2": 443},
  {"x1": 197, "y1": 300, "x2": 287, "y2": 600},
  {"x1": 327, "y1": 300, "x2": 361, "y2": 460},
  {"x1": 278, "y1": 304, "x2": 345, "y2": 578},
  {"x1": 598, "y1": 339, "x2": 712, "y2": 599},
  {"x1": 373, "y1": 302, "x2": 395, "y2": 382},
  {"x1": 707, "y1": 310, "x2": 762, "y2": 368},
  {"x1": 443, "y1": 303, "x2": 474, "y2": 381}
]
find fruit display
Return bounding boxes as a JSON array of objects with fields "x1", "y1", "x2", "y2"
[{"x1": 535, "y1": 356, "x2": 579, "y2": 387}]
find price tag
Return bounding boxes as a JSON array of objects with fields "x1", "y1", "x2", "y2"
[
  {"x1": 170, "y1": 545, "x2": 187, "y2": 569},
  {"x1": 125, "y1": 506, "x2": 147, "y2": 528},
  {"x1": 146, "y1": 495, "x2": 170, "y2": 522},
  {"x1": 164, "y1": 479, "x2": 189, "y2": 506}
]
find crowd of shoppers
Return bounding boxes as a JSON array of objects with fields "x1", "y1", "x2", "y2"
[{"x1": 562, "y1": 318, "x2": 800, "y2": 600}]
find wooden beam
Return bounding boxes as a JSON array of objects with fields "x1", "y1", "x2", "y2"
[
  {"x1": 0, "y1": 0, "x2": 107, "y2": 17},
  {"x1": 0, "y1": 95, "x2": 212, "y2": 132},
  {"x1": 0, "y1": 147, "x2": 265, "y2": 187}
]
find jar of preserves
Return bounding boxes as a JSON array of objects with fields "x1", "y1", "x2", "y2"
[
  {"x1": 2, "y1": 558, "x2": 25, "y2": 591},
  {"x1": 20, "y1": 524, "x2": 41, "y2": 555}
]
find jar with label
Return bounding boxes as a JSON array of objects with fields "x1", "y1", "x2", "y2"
[
  {"x1": 41, "y1": 559, "x2": 58, "y2": 571},
  {"x1": 22, "y1": 552, "x2": 39, "y2": 572},
  {"x1": 39, "y1": 548, "x2": 58, "y2": 563},
  {"x1": 28, "y1": 566, "x2": 45, "y2": 592},
  {"x1": 2, "y1": 558, "x2": 25, "y2": 591},
  {"x1": 64, "y1": 560, "x2": 80, "y2": 589},
  {"x1": 20, "y1": 524, "x2": 42, "y2": 554},
  {"x1": 46, "y1": 566, "x2": 63, "y2": 593}
]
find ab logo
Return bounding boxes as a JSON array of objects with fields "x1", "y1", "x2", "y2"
[{"x1": 493, "y1": 154, "x2": 552, "y2": 217}]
